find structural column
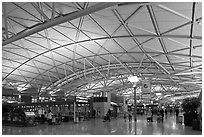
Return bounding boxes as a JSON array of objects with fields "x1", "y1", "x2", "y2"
[
  {"x1": 134, "y1": 86, "x2": 137, "y2": 135},
  {"x1": 123, "y1": 96, "x2": 127, "y2": 112},
  {"x1": 74, "y1": 96, "x2": 76, "y2": 123}
]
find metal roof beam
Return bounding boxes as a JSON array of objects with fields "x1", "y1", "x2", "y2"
[
  {"x1": 17, "y1": 39, "x2": 50, "y2": 86},
  {"x1": 112, "y1": 5, "x2": 144, "y2": 36},
  {"x1": 147, "y1": 5, "x2": 175, "y2": 71},
  {"x1": 112, "y1": 55, "x2": 133, "y2": 75},
  {"x1": 75, "y1": 3, "x2": 139, "y2": 63},
  {"x1": 73, "y1": 2, "x2": 88, "y2": 71},
  {"x1": 67, "y1": 21, "x2": 110, "y2": 64},
  {"x1": 174, "y1": 64, "x2": 202, "y2": 75},
  {"x1": 108, "y1": 54, "x2": 111, "y2": 78},
  {"x1": 112, "y1": 8, "x2": 155, "y2": 72},
  {"x1": 46, "y1": 57, "x2": 202, "y2": 90},
  {"x1": 63, "y1": 64, "x2": 67, "y2": 79},
  {"x1": 3, "y1": 2, "x2": 119, "y2": 46},
  {"x1": 85, "y1": 58, "x2": 106, "y2": 78},
  {"x1": 84, "y1": 58, "x2": 87, "y2": 79},
  {"x1": 3, "y1": 45, "x2": 202, "y2": 81},
  {"x1": 137, "y1": 54, "x2": 145, "y2": 70},
  {"x1": 190, "y1": 2, "x2": 196, "y2": 68},
  {"x1": 112, "y1": 9, "x2": 144, "y2": 52},
  {"x1": 51, "y1": 2, "x2": 55, "y2": 20},
  {"x1": 51, "y1": 27, "x2": 106, "y2": 68},
  {"x1": 12, "y1": 2, "x2": 42, "y2": 21},
  {"x1": 31, "y1": 2, "x2": 49, "y2": 21},
  {"x1": 66, "y1": 65, "x2": 85, "y2": 82},
  {"x1": 118, "y1": 2, "x2": 149, "y2": 7},
  {"x1": 3, "y1": 57, "x2": 31, "y2": 90},
  {"x1": 155, "y1": 4, "x2": 192, "y2": 21},
  {"x1": 3, "y1": 3, "x2": 8, "y2": 39},
  {"x1": 44, "y1": 29, "x2": 61, "y2": 79},
  {"x1": 146, "y1": 54, "x2": 170, "y2": 75}
]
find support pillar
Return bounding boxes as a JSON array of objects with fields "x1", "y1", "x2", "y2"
[
  {"x1": 74, "y1": 96, "x2": 77, "y2": 123},
  {"x1": 134, "y1": 86, "x2": 137, "y2": 135},
  {"x1": 123, "y1": 96, "x2": 127, "y2": 112},
  {"x1": 74, "y1": 101, "x2": 76, "y2": 123}
]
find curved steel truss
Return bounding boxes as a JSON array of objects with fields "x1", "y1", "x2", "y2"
[{"x1": 2, "y1": 2, "x2": 202, "y2": 103}]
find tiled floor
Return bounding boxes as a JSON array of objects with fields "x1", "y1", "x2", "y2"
[{"x1": 2, "y1": 114, "x2": 202, "y2": 135}]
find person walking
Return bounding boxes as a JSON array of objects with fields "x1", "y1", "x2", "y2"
[
  {"x1": 47, "y1": 110, "x2": 53, "y2": 125},
  {"x1": 147, "y1": 109, "x2": 153, "y2": 122},
  {"x1": 52, "y1": 115, "x2": 56, "y2": 125},
  {"x1": 165, "y1": 109, "x2": 168, "y2": 119},
  {"x1": 108, "y1": 109, "x2": 111, "y2": 117},
  {"x1": 175, "y1": 108, "x2": 179, "y2": 117},
  {"x1": 160, "y1": 109, "x2": 164, "y2": 121},
  {"x1": 41, "y1": 113, "x2": 45, "y2": 124},
  {"x1": 93, "y1": 109, "x2": 96, "y2": 118},
  {"x1": 44, "y1": 112, "x2": 47, "y2": 123},
  {"x1": 128, "y1": 112, "x2": 132, "y2": 121},
  {"x1": 124, "y1": 113, "x2": 127, "y2": 122},
  {"x1": 107, "y1": 109, "x2": 111, "y2": 121}
]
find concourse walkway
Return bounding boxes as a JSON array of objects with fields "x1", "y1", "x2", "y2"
[{"x1": 2, "y1": 115, "x2": 202, "y2": 135}]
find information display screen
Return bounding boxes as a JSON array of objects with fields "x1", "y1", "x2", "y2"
[{"x1": 24, "y1": 112, "x2": 35, "y2": 117}]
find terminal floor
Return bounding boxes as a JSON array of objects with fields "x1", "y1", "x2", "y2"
[{"x1": 2, "y1": 115, "x2": 202, "y2": 135}]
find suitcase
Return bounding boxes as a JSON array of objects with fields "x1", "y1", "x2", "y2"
[
  {"x1": 157, "y1": 116, "x2": 163, "y2": 123},
  {"x1": 147, "y1": 116, "x2": 153, "y2": 122},
  {"x1": 176, "y1": 115, "x2": 183, "y2": 123}
]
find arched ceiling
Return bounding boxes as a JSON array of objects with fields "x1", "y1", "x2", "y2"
[{"x1": 2, "y1": 2, "x2": 202, "y2": 102}]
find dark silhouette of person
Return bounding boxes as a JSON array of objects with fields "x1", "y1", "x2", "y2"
[
  {"x1": 151, "y1": 109, "x2": 154, "y2": 117},
  {"x1": 93, "y1": 109, "x2": 96, "y2": 118},
  {"x1": 128, "y1": 112, "x2": 132, "y2": 121},
  {"x1": 160, "y1": 109, "x2": 164, "y2": 120},
  {"x1": 124, "y1": 113, "x2": 127, "y2": 121},
  {"x1": 108, "y1": 109, "x2": 111, "y2": 115},
  {"x1": 175, "y1": 108, "x2": 179, "y2": 117},
  {"x1": 108, "y1": 109, "x2": 111, "y2": 120},
  {"x1": 165, "y1": 109, "x2": 168, "y2": 118},
  {"x1": 170, "y1": 109, "x2": 172, "y2": 114},
  {"x1": 41, "y1": 113, "x2": 45, "y2": 124},
  {"x1": 47, "y1": 110, "x2": 53, "y2": 125}
]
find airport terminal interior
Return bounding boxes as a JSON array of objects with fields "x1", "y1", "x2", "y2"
[{"x1": 2, "y1": 2, "x2": 202, "y2": 135}]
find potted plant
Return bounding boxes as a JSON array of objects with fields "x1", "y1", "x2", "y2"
[{"x1": 181, "y1": 97, "x2": 200, "y2": 127}]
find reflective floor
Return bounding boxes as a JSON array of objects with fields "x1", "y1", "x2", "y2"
[{"x1": 2, "y1": 115, "x2": 202, "y2": 135}]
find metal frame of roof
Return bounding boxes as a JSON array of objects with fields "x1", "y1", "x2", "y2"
[{"x1": 2, "y1": 2, "x2": 202, "y2": 102}]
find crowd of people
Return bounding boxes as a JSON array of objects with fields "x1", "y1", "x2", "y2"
[
  {"x1": 36, "y1": 106, "x2": 182, "y2": 124},
  {"x1": 122, "y1": 107, "x2": 181, "y2": 123},
  {"x1": 39, "y1": 109, "x2": 61, "y2": 125},
  {"x1": 35, "y1": 106, "x2": 181, "y2": 125}
]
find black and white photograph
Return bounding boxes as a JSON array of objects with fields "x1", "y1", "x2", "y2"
[{"x1": 2, "y1": 1, "x2": 202, "y2": 135}]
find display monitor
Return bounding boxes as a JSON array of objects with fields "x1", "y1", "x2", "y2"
[{"x1": 24, "y1": 112, "x2": 35, "y2": 117}]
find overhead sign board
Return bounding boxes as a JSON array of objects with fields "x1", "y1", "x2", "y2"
[{"x1": 141, "y1": 80, "x2": 151, "y2": 93}]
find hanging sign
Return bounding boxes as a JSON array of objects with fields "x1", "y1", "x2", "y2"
[{"x1": 141, "y1": 80, "x2": 151, "y2": 93}]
